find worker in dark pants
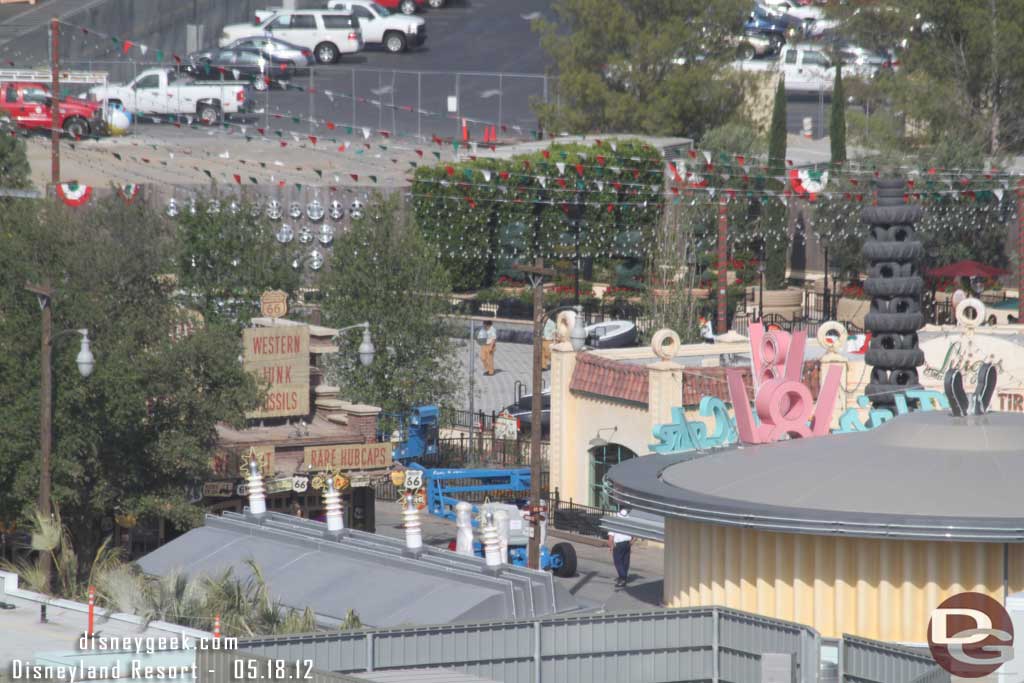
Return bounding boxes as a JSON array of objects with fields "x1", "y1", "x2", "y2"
[{"x1": 608, "y1": 508, "x2": 634, "y2": 587}]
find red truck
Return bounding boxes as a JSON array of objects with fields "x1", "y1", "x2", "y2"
[{"x1": 0, "y1": 81, "x2": 105, "y2": 138}]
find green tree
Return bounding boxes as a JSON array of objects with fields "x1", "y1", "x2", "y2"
[
  {"x1": 0, "y1": 125, "x2": 30, "y2": 189},
  {"x1": 827, "y1": 0, "x2": 1024, "y2": 154},
  {"x1": 0, "y1": 196, "x2": 263, "y2": 570},
  {"x1": 175, "y1": 195, "x2": 300, "y2": 328},
  {"x1": 320, "y1": 194, "x2": 459, "y2": 414},
  {"x1": 830, "y1": 68, "x2": 847, "y2": 165},
  {"x1": 533, "y1": 0, "x2": 749, "y2": 137},
  {"x1": 700, "y1": 120, "x2": 766, "y2": 156},
  {"x1": 767, "y1": 77, "x2": 787, "y2": 174}
]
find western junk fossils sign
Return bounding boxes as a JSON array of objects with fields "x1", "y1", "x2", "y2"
[
  {"x1": 304, "y1": 443, "x2": 393, "y2": 472},
  {"x1": 243, "y1": 325, "x2": 310, "y2": 418}
]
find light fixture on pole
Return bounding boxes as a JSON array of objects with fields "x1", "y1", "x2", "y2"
[
  {"x1": 336, "y1": 322, "x2": 375, "y2": 367},
  {"x1": 25, "y1": 283, "x2": 96, "y2": 591},
  {"x1": 589, "y1": 426, "x2": 618, "y2": 448}
]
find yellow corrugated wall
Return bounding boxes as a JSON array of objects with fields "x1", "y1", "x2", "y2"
[{"x1": 664, "y1": 518, "x2": 1024, "y2": 642}]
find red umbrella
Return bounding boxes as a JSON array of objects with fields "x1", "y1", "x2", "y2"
[{"x1": 926, "y1": 260, "x2": 1008, "y2": 279}]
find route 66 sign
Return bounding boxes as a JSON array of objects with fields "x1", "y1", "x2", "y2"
[{"x1": 403, "y1": 470, "x2": 423, "y2": 491}]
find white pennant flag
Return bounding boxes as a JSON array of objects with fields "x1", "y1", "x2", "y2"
[
  {"x1": 232, "y1": 69, "x2": 240, "y2": 80},
  {"x1": 482, "y1": 169, "x2": 492, "y2": 182},
  {"x1": 538, "y1": 176, "x2": 547, "y2": 188},
  {"x1": 995, "y1": 188, "x2": 1004, "y2": 201},
  {"x1": 325, "y1": 90, "x2": 335, "y2": 102},
  {"x1": 611, "y1": 166, "x2": 621, "y2": 175},
  {"x1": 555, "y1": 162, "x2": 565, "y2": 175},
  {"x1": 140, "y1": 45, "x2": 148, "y2": 55},
  {"x1": 708, "y1": 188, "x2": 716, "y2": 198},
  {"x1": 596, "y1": 181, "x2": 604, "y2": 191},
  {"x1": 609, "y1": 142, "x2": 617, "y2": 152},
  {"x1": 361, "y1": 127, "x2": 371, "y2": 140},
  {"x1": 702, "y1": 150, "x2": 712, "y2": 165}
]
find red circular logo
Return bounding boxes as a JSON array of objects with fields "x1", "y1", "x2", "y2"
[{"x1": 927, "y1": 592, "x2": 1014, "y2": 678}]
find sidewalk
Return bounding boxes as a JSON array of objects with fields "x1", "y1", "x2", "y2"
[{"x1": 373, "y1": 499, "x2": 665, "y2": 613}]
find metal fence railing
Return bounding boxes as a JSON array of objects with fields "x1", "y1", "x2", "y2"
[
  {"x1": 231, "y1": 607, "x2": 821, "y2": 683},
  {"x1": 550, "y1": 494, "x2": 612, "y2": 538},
  {"x1": 732, "y1": 312, "x2": 866, "y2": 338},
  {"x1": 840, "y1": 634, "x2": 946, "y2": 683}
]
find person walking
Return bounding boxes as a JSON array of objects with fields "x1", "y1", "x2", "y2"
[
  {"x1": 699, "y1": 313, "x2": 715, "y2": 344},
  {"x1": 479, "y1": 319, "x2": 497, "y2": 376},
  {"x1": 608, "y1": 508, "x2": 634, "y2": 587}
]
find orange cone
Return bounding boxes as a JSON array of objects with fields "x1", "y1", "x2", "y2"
[
  {"x1": 491, "y1": 126, "x2": 498, "y2": 144},
  {"x1": 462, "y1": 118, "x2": 469, "y2": 143}
]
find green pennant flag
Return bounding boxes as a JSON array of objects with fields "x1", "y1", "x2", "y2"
[
  {"x1": 112, "y1": 152, "x2": 122, "y2": 160},
  {"x1": 291, "y1": 116, "x2": 300, "y2": 124},
  {"x1": 275, "y1": 130, "x2": 283, "y2": 137},
  {"x1": 245, "y1": 136, "x2": 253, "y2": 142},
  {"x1": 453, "y1": 141, "x2": 460, "y2": 152},
  {"x1": 250, "y1": 177, "x2": 258, "y2": 184},
  {"x1": 432, "y1": 151, "x2": 441, "y2": 160},
  {"x1": 112, "y1": 36, "x2": 119, "y2": 44},
  {"x1": 295, "y1": 183, "x2": 302, "y2": 190},
  {"x1": 369, "y1": 175, "x2": 378, "y2": 184},
  {"x1": 463, "y1": 169, "x2": 473, "y2": 181},
  {"x1": 314, "y1": 169, "x2": 323, "y2": 178},
  {"x1": 156, "y1": 50, "x2": 164, "y2": 62},
  {"x1": 203, "y1": 170, "x2": 213, "y2": 179},
  {"x1": 379, "y1": 145, "x2": 388, "y2": 151},
  {"x1": 345, "y1": 127, "x2": 353, "y2": 134},
  {"x1": 409, "y1": 161, "x2": 418, "y2": 168}
]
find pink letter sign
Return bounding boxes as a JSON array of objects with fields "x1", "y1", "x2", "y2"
[{"x1": 727, "y1": 323, "x2": 842, "y2": 443}]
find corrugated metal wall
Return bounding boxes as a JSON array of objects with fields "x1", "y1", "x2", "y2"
[
  {"x1": 664, "y1": 517, "x2": 1024, "y2": 642},
  {"x1": 230, "y1": 607, "x2": 820, "y2": 683},
  {"x1": 840, "y1": 635, "x2": 949, "y2": 683}
]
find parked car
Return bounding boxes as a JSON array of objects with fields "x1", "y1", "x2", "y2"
[
  {"x1": 731, "y1": 29, "x2": 779, "y2": 60},
  {"x1": 836, "y1": 44, "x2": 895, "y2": 78},
  {"x1": 0, "y1": 81, "x2": 104, "y2": 138},
  {"x1": 221, "y1": 10, "x2": 363, "y2": 64},
  {"x1": 326, "y1": 1, "x2": 426, "y2": 53},
  {"x1": 222, "y1": 36, "x2": 314, "y2": 67},
  {"x1": 362, "y1": 0, "x2": 426, "y2": 14},
  {"x1": 732, "y1": 44, "x2": 835, "y2": 93},
  {"x1": 184, "y1": 47, "x2": 295, "y2": 91},
  {"x1": 86, "y1": 68, "x2": 249, "y2": 124}
]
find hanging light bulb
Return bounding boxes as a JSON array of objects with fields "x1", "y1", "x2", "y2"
[
  {"x1": 188, "y1": 198, "x2": 198, "y2": 215},
  {"x1": 230, "y1": 257, "x2": 240, "y2": 267},
  {"x1": 276, "y1": 224, "x2": 294, "y2": 244},
  {"x1": 329, "y1": 200, "x2": 345, "y2": 220},
  {"x1": 166, "y1": 198, "x2": 180, "y2": 217},
  {"x1": 207, "y1": 199, "x2": 221, "y2": 214},
  {"x1": 310, "y1": 249, "x2": 324, "y2": 271},
  {"x1": 298, "y1": 226, "x2": 313, "y2": 244},
  {"x1": 307, "y1": 199, "x2": 325, "y2": 221},
  {"x1": 228, "y1": 200, "x2": 241, "y2": 215},
  {"x1": 318, "y1": 224, "x2": 334, "y2": 245},
  {"x1": 250, "y1": 201, "x2": 263, "y2": 218},
  {"x1": 289, "y1": 201, "x2": 303, "y2": 219},
  {"x1": 350, "y1": 199, "x2": 364, "y2": 220},
  {"x1": 291, "y1": 253, "x2": 302, "y2": 270},
  {"x1": 266, "y1": 200, "x2": 283, "y2": 220}
]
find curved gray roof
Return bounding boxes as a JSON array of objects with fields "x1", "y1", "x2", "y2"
[{"x1": 608, "y1": 411, "x2": 1024, "y2": 542}]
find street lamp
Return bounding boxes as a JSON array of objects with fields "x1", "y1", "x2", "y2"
[
  {"x1": 24, "y1": 283, "x2": 95, "y2": 590},
  {"x1": 336, "y1": 322, "x2": 375, "y2": 367}
]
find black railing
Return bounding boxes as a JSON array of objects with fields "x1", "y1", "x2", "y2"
[
  {"x1": 550, "y1": 494, "x2": 615, "y2": 538},
  {"x1": 441, "y1": 408, "x2": 497, "y2": 433},
  {"x1": 732, "y1": 312, "x2": 865, "y2": 337}
]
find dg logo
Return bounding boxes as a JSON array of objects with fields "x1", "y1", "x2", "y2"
[{"x1": 928, "y1": 592, "x2": 1014, "y2": 678}]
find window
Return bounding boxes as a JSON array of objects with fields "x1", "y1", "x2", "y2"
[
  {"x1": 370, "y1": 2, "x2": 389, "y2": 16},
  {"x1": 216, "y1": 51, "x2": 236, "y2": 63},
  {"x1": 352, "y1": 6, "x2": 374, "y2": 20},
  {"x1": 589, "y1": 444, "x2": 637, "y2": 508},
  {"x1": 5, "y1": 87, "x2": 18, "y2": 103},
  {"x1": 235, "y1": 51, "x2": 263, "y2": 65},
  {"x1": 803, "y1": 51, "x2": 830, "y2": 67},
  {"x1": 134, "y1": 74, "x2": 160, "y2": 89},
  {"x1": 784, "y1": 50, "x2": 798, "y2": 65},
  {"x1": 265, "y1": 14, "x2": 292, "y2": 30},
  {"x1": 291, "y1": 14, "x2": 317, "y2": 29},
  {"x1": 323, "y1": 14, "x2": 356, "y2": 29},
  {"x1": 22, "y1": 88, "x2": 48, "y2": 103}
]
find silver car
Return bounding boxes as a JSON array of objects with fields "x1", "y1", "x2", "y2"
[{"x1": 224, "y1": 36, "x2": 314, "y2": 67}]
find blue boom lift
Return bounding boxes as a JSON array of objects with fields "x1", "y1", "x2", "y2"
[{"x1": 385, "y1": 405, "x2": 577, "y2": 577}]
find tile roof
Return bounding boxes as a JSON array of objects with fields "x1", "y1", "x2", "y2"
[{"x1": 571, "y1": 355, "x2": 823, "y2": 406}]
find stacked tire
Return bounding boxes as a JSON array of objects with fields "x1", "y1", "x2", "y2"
[{"x1": 861, "y1": 179, "x2": 925, "y2": 406}]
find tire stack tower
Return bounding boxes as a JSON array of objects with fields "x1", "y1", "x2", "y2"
[{"x1": 861, "y1": 178, "x2": 926, "y2": 407}]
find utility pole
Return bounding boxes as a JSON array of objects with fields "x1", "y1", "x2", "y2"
[
  {"x1": 715, "y1": 197, "x2": 729, "y2": 334},
  {"x1": 26, "y1": 284, "x2": 54, "y2": 589},
  {"x1": 514, "y1": 259, "x2": 556, "y2": 570},
  {"x1": 1018, "y1": 182, "x2": 1024, "y2": 324},
  {"x1": 50, "y1": 18, "x2": 61, "y2": 189}
]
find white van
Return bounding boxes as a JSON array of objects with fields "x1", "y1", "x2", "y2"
[{"x1": 220, "y1": 10, "x2": 364, "y2": 64}]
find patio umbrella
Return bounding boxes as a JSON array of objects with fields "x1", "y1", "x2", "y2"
[{"x1": 926, "y1": 260, "x2": 1008, "y2": 279}]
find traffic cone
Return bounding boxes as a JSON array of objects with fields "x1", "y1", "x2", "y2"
[
  {"x1": 483, "y1": 126, "x2": 490, "y2": 143},
  {"x1": 462, "y1": 118, "x2": 469, "y2": 143},
  {"x1": 213, "y1": 614, "x2": 221, "y2": 639},
  {"x1": 491, "y1": 126, "x2": 498, "y2": 144}
]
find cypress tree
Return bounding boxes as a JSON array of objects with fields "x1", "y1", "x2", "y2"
[
  {"x1": 830, "y1": 66, "x2": 846, "y2": 165},
  {"x1": 768, "y1": 76, "x2": 787, "y2": 175}
]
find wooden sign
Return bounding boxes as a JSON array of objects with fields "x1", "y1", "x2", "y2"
[
  {"x1": 304, "y1": 442, "x2": 393, "y2": 472},
  {"x1": 243, "y1": 325, "x2": 310, "y2": 418},
  {"x1": 260, "y1": 290, "x2": 289, "y2": 319}
]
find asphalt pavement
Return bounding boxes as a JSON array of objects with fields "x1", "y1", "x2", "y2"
[{"x1": 374, "y1": 498, "x2": 666, "y2": 613}]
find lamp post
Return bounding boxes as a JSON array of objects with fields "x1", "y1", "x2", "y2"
[
  {"x1": 335, "y1": 322, "x2": 375, "y2": 367},
  {"x1": 25, "y1": 283, "x2": 95, "y2": 590}
]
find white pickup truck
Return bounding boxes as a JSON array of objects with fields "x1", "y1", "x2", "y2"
[
  {"x1": 86, "y1": 68, "x2": 249, "y2": 124},
  {"x1": 733, "y1": 44, "x2": 882, "y2": 94}
]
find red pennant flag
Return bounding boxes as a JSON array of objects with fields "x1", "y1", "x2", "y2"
[
  {"x1": 542, "y1": 150, "x2": 550, "y2": 159},
  {"x1": 415, "y1": 149, "x2": 423, "y2": 157},
  {"x1": 736, "y1": 155, "x2": 745, "y2": 166},
  {"x1": 575, "y1": 163, "x2": 584, "y2": 177},
  {"x1": 173, "y1": 54, "x2": 182, "y2": 64},
  {"x1": 597, "y1": 155, "x2": 605, "y2": 166},
  {"x1": 557, "y1": 178, "x2": 567, "y2": 188},
  {"x1": 308, "y1": 135, "x2": 317, "y2": 145},
  {"x1": 499, "y1": 171, "x2": 510, "y2": 180},
  {"x1": 278, "y1": 180, "x2": 286, "y2": 188},
  {"x1": 607, "y1": 204, "x2": 614, "y2": 213},
  {"x1": 122, "y1": 40, "x2": 134, "y2": 55},
  {"x1": 338, "y1": 144, "x2": 346, "y2": 152},
  {"x1": 445, "y1": 166, "x2": 455, "y2": 176},
  {"x1": 466, "y1": 197, "x2": 476, "y2": 208},
  {"x1": 688, "y1": 150, "x2": 697, "y2": 159},
  {"x1": 280, "y1": 141, "x2": 287, "y2": 147},
  {"x1": 326, "y1": 121, "x2": 335, "y2": 130},
  {"x1": 257, "y1": 128, "x2": 265, "y2": 135},
  {"x1": 350, "y1": 173, "x2": 359, "y2": 181},
  {"x1": 233, "y1": 174, "x2": 242, "y2": 184}
]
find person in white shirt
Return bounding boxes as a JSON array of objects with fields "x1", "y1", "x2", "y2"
[
  {"x1": 479, "y1": 320, "x2": 498, "y2": 376},
  {"x1": 699, "y1": 314, "x2": 715, "y2": 344},
  {"x1": 608, "y1": 508, "x2": 634, "y2": 587}
]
